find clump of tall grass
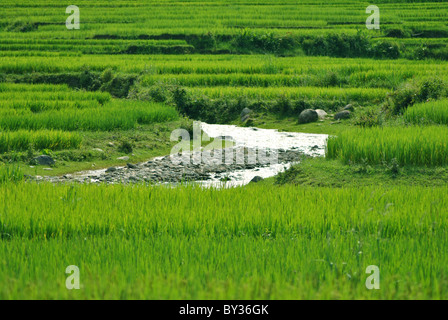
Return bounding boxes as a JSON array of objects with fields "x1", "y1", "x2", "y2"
[
  {"x1": 0, "y1": 164, "x2": 23, "y2": 183},
  {"x1": 404, "y1": 99, "x2": 448, "y2": 125},
  {"x1": 0, "y1": 130, "x2": 82, "y2": 153},
  {"x1": 0, "y1": 101, "x2": 178, "y2": 131},
  {"x1": 326, "y1": 126, "x2": 448, "y2": 166}
]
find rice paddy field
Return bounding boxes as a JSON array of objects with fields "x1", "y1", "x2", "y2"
[
  {"x1": 1, "y1": 0, "x2": 448, "y2": 301},
  {"x1": 1, "y1": 183, "x2": 447, "y2": 299},
  {"x1": 326, "y1": 126, "x2": 448, "y2": 166},
  {"x1": 405, "y1": 99, "x2": 448, "y2": 125}
]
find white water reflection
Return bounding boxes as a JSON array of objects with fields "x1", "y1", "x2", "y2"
[{"x1": 198, "y1": 123, "x2": 328, "y2": 187}]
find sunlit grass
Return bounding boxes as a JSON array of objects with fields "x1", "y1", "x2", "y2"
[
  {"x1": 0, "y1": 182, "x2": 446, "y2": 299},
  {"x1": 405, "y1": 99, "x2": 448, "y2": 125},
  {"x1": 326, "y1": 126, "x2": 448, "y2": 166}
]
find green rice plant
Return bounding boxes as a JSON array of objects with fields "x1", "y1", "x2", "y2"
[
  {"x1": 1, "y1": 0, "x2": 446, "y2": 41},
  {"x1": 0, "y1": 100, "x2": 179, "y2": 131},
  {"x1": 0, "y1": 83, "x2": 71, "y2": 92},
  {"x1": 0, "y1": 183, "x2": 447, "y2": 299},
  {"x1": 0, "y1": 90, "x2": 111, "y2": 105},
  {"x1": 405, "y1": 99, "x2": 448, "y2": 125},
  {"x1": 0, "y1": 164, "x2": 23, "y2": 183},
  {"x1": 189, "y1": 86, "x2": 388, "y2": 104},
  {"x1": 2, "y1": 54, "x2": 448, "y2": 90},
  {"x1": 326, "y1": 126, "x2": 448, "y2": 166},
  {"x1": 0, "y1": 99, "x2": 101, "y2": 112},
  {"x1": 0, "y1": 130, "x2": 82, "y2": 153}
]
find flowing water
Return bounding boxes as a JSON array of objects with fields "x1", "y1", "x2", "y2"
[
  {"x1": 51, "y1": 123, "x2": 328, "y2": 187},
  {"x1": 199, "y1": 123, "x2": 328, "y2": 187}
]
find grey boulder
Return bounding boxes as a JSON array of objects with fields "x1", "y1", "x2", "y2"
[
  {"x1": 33, "y1": 155, "x2": 55, "y2": 166},
  {"x1": 315, "y1": 109, "x2": 328, "y2": 120},
  {"x1": 240, "y1": 108, "x2": 252, "y2": 122},
  {"x1": 334, "y1": 110, "x2": 351, "y2": 120},
  {"x1": 298, "y1": 109, "x2": 318, "y2": 124},
  {"x1": 250, "y1": 176, "x2": 263, "y2": 183}
]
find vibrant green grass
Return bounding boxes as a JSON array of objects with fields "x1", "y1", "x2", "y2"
[
  {"x1": 1, "y1": 0, "x2": 447, "y2": 37},
  {"x1": 0, "y1": 83, "x2": 73, "y2": 92},
  {"x1": 0, "y1": 103, "x2": 178, "y2": 131},
  {"x1": 0, "y1": 130, "x2": 82, "y2": 153},
  {"x1": 326, "y1": 126, "x2": 448, "y2": 166},
  {"x1": 0, "y1": 97, "x2": 179, "y2": 131},
  {"x1": 0, "y1": 164, "x2": 23, "y2": 183},
  {"x1": 190, "y1": 86, "x2": 388, "y2": 103},
  {"x1": 0, "y1": 182, "x2": 447, "y2": 299},
  {"x1": 0, "y1": 91, "x2": 111, "y2": 105},
  {"x1": 2, "y1": 55, "x2": 447, "y2": 88},
  {"x1": 405, "y1": 99, "x2": 448, "y2": 125}
]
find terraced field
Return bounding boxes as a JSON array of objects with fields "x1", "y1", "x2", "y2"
[
  {"x1": 2, "y1": 0, "x2": 448, "y2": 37},
  {"x1": 1, "y1": 0, "x2": 447, "y2": 300}
]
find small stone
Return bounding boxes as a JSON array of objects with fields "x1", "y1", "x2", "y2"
[
  {"x1": 117, "y1": 156, "x2": 130, "y2": 161},
  {"x1": 106, "y1": 167, "x2": 117, "y2": 173}
]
